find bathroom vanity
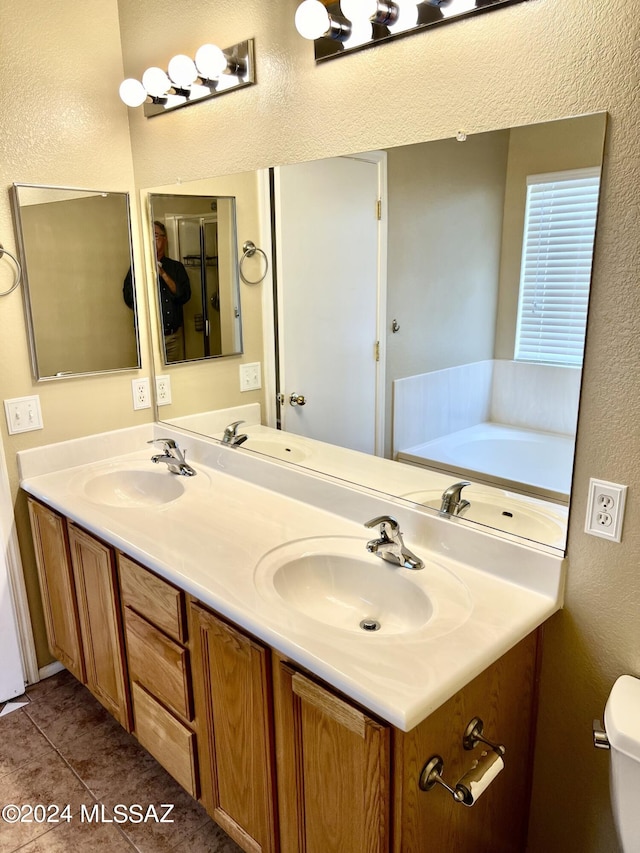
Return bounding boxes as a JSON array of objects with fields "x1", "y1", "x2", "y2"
[{"x1": 19, "y1": 425, "x2": 564, "y2": 853}]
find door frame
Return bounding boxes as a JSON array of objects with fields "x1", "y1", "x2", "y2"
[
  {"x1": 270, "y1": 151, "x2": 388, "y2": 456},
  {"x1": 0, "y1": 443, "x2": 37, "y2": 693}
]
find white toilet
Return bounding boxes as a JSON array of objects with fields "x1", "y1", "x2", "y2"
[{"x1": 604, "y1": 675, "x2": 640, "y2": 852}]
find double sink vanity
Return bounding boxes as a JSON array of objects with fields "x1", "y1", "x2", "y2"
[{"x1": 18, "y1": 421, "x2": 564, "y2": 852}]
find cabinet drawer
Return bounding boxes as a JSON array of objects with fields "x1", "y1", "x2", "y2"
[
  {"x1": 124, "y1": 607, "x2": 192, "y2": 721},
  {"x1": 131, "y1": 682, "x2": 198, "y2": 799},
  {"x1": 118, "y1": 554, "x2": 185, "y2": 643}
]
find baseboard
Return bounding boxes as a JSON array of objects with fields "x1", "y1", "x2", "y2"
[{"x1": 38, "y1": 661, "x2": 65, "y2": 681}]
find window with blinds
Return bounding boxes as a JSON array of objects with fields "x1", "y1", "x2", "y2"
[{"x1": 514, "y1": 167, "x2": 601, "y2": 367}]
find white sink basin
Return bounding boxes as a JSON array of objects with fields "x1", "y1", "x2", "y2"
[
  {"x1": 82, "y1": 468, "x2": 186, "y2": 508},
  {"x1": 254, "y1": 536, "x2": 472, "y2": 637},
  {"x1": 403, "y1": 489, "x2": 566, "y2": 544}
]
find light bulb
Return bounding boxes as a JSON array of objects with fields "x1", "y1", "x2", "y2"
[
  {"x1": 118, "y1": 78, "x2": 147, "y2": 107},
  {"x1": 142, "y1": 67, "x2": 171, "y2": 97},
  {"x1": 167, "y1": 54, "x2": 198, "y2": 88},
  {"x1": 340, "y1": 0, "x2": 377, "y2": 23},
  {"x1": 343, "y1": 18, "x2": 373, "y2": 46},
  {"x1": 387, "y1": 0, "x2": 419, "y2": 32},
  {"x1": 294, "y1": 0, "x2": 331, "y2": 39},
  {"x1": 195, "y1": 43, "x2": 227, "y2": 79}
]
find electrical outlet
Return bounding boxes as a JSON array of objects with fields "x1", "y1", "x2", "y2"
[
  {"x1": 155, "y1": 375, "x2": 172, "y2": 407},
  {"x1": 4, "y1": 395, "x2": 43, "y2": 434},
  {"x1": 239, "y1": 362, "x2": 262, "y2": 392},
  {"x1": 131, "y1": 377, "x2": 151, "y2": 410},
  {"x1": 585, "y1": 478, "x2": 628, "y2": 542}
]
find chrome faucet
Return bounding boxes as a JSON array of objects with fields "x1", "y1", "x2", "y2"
[
  {"x1": 364, "y1": 515, "x2": 424, "y2": 570},
  {"x1": 439, "y1": 481, "x2": 471, "y2": 517},
  {"x1": 222, "y1": 420, "x2": 248, "y2": 447},
  {"x1": 148, "y1": 438, "x2": 196, "y2": 476}
]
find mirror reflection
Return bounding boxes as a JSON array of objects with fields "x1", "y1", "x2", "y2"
[
  {"x1": 156, "y1": 113, "x2": 607, "y2": 552},
  {"x1": 149, "y1": 194, "x2": 242, "y2": 364},
  {"x1": 11, "y1": 184, "x2": 140, "y2": 379}
]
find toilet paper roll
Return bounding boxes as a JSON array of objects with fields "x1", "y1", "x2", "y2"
[{"x1": 455, "y1": 750, "x2": 504, "y2": 806}]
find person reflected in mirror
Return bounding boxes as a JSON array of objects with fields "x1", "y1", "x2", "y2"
[{"x1": 123, "y1": 221, "x2": 191, "y2": 362}]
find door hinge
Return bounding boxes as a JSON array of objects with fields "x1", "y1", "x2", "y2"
[
  {"x1": 374, "y1": 341, "x2": 380, "y2": 362},
  {"x1": 376, "y1": 198, "x2": 382, "y2": 220}
]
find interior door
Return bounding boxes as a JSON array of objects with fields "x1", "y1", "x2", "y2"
[{"x1": 274, "y1": 155, "x2": 385, "y2": 455}]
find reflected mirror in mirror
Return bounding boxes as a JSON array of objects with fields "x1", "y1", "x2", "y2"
[
  {"x1": 157, "y1": 113, "x2": 607, "y2": 553},
  {"x1": 148, "y1": 194, "x2": 243, "y2": 364},
  {"x1": 11, "y1": 184, "x2": 140, "y2": 380}
]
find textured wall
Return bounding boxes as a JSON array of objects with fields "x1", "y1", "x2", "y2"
[
  {"x1": 0, "y1": 0, "x2": 147, "y2": 664},
  {"x1": 119, "y1": 3, "x2": 639, "y2": 850}
]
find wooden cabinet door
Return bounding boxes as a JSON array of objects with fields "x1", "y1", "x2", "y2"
[
  {"x1": 28, "y1": 499, "x2": 85, "y2": 682},
  {"x1": 67, "y1": 523, "x2": 130, "y2": 730},
  {"x1": 273, "y1": 659, "x2": 391, "y2": 853},
  {"x1": 190, "y1": 603, "x2": 277, "y2": 853},
  {"x1": 393, "y1": 632, "x2": 539, "y2": 853}
]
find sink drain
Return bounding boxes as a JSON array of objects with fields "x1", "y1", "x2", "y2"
[{"x1": 359, "y1": 618, "x2": 381, "y2": 632}]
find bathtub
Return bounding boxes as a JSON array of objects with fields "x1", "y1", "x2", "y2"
[{"x1": 397, "y1": 422, "x2": 574, "y2": 503}]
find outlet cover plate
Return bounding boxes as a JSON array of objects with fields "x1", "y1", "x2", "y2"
[
  {"x1": 4, "y1": 395, "x2": 43, "y2": 434},
  {"x1": 131, "y1": 378, "x2": 151, "y2": 410},
  {"x1": 155, "y1": 375, "x2": 172, "y2": 407},
  {"x1": 585, "y1": 478, "x2": 628, "y2": 542}
]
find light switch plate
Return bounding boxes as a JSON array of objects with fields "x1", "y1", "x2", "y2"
[
  {"x1": 240, "y1": 362, "x2": 262, "y2": 392},
  {"x1": 4, "y1": 395, "x2": 43, "y2": 434}
]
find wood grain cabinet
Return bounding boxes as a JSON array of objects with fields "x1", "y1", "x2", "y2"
[
  {"x1": 118, "y1": 554, "x2": 199, "y2": 799},
  {"x1": 190, "y1": 602, "x2": 278, "y2": 853},
  {"x1": 28, "y1": 499, "x2": 131, "y2": 729},
  {"x1": 27, "y1": 499, "x2": 85, "y2": 683},
  {"x1": 28, "y1": 498, "x2": 540, "y2": 853},
  {"x1": 273, "y1": 658, "x2": 391, "y2": 853},
  {"x1": 273, "y1": 630, "x2": 539, "y2": 853},
  {"x1": 66, "y1": 522, "x2": 131, "y2": 729}
]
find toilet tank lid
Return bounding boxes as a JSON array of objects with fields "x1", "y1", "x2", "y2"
[{"x1": 605, "y1": 675, "x2": 640, "y2": 761}]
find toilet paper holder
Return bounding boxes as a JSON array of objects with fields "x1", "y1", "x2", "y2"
[{"x1": 419, "y1": 717, "x2": 506, "y2": 807}]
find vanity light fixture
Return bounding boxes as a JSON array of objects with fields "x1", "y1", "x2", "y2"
[
  {"x1": 294, "y1": 0, "x2": 529, "y2": 62},
  {"x1": 118, "y1": 38, "x2": 255, "y2": 117}
]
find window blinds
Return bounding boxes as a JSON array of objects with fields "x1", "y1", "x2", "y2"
[{"x1": 514, "y1": 167, "x2": 601, "y2": 367}]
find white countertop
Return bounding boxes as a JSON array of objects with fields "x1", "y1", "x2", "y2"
[{"x1": 19, "y1": 424, "x2": 565, "y2": 732}]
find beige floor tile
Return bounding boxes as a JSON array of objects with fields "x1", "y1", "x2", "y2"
[
  {"x1": 0, "y1": 750, "x2": 95, "y2": 849},
  {"x1": 0, "y1": 709, "x2": 52, "y2": 780}
]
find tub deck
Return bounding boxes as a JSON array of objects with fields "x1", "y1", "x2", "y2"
[{"x1": 397, "y1": 422, "x2": 574, "y2": 503}]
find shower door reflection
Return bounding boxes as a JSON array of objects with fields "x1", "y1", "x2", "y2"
[{"x1": 167, "y1": 214, "x2": 221, "y2": 360}]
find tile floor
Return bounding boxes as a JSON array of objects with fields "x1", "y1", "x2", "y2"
[{"x1": 0, "y1": 671, "x2": 243, "y2": 852}]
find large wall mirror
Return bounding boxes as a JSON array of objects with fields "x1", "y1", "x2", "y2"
[
  {"x1": 148, "y1": 194, "x2": 243, "y2": 364},
  {"x1": 11, "y1": 184, "x2": 140, "y2": 379},
  {"x1": 155, "y1": 112, "x2": 607, "y2": 553}
]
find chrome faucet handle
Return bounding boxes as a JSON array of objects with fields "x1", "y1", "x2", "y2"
[
  {"x1": 440, "y1": 481, "x2": 472, "y2": 516},
  {"x1": 148, "y1": 437, "x2": 179, "y2": 454},
  {"x1": 364, "y1": 515, "x2": 400, "y2": 537},
  {"x1": 223, "y1": 420, "x2": 248, "y2": 446},
  {"x1": 364, "y1": 516, "x2": 424, "y2": 570}
]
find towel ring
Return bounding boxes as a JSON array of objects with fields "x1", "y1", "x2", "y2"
[
  {"x1": 239, "y1": 240, "x2": 268, "y2": 285},
  {"x1": 0, "y1": 244, "x2": 22, "y2": 297}
]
